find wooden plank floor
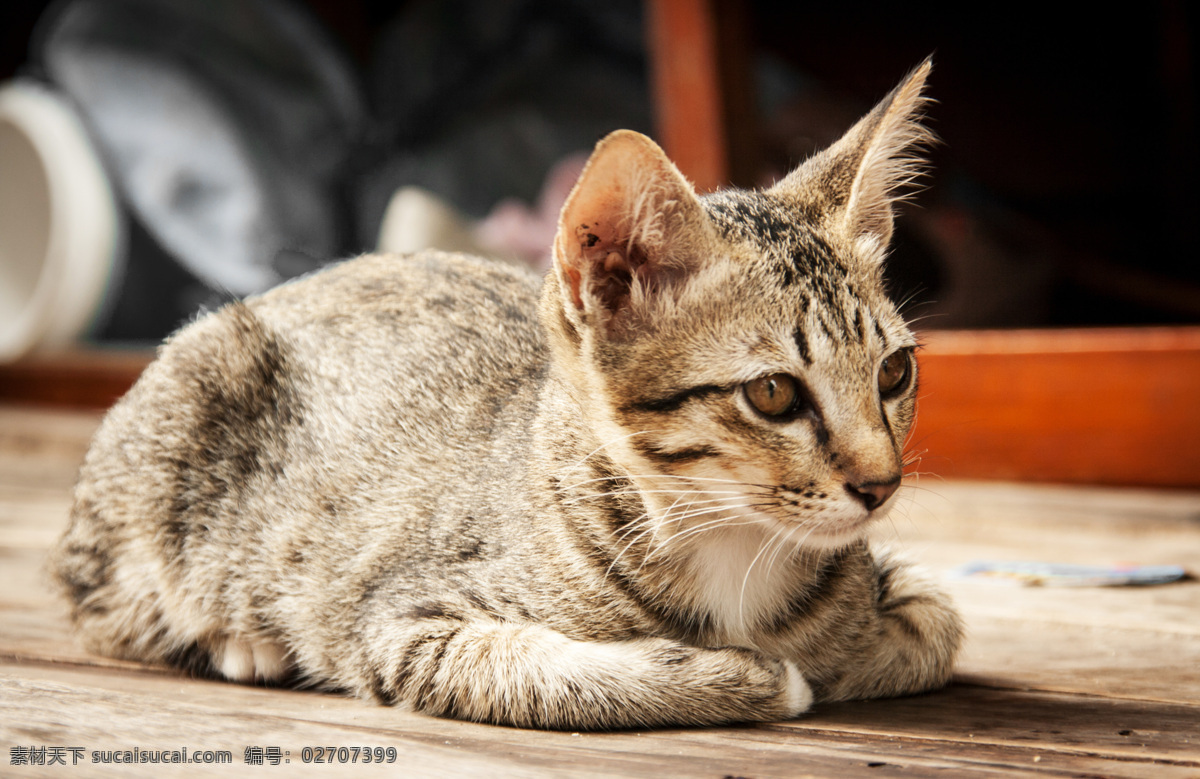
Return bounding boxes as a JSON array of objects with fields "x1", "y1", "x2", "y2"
[{"x1": 2, "y1": 404, "x2": 1198, "y2": 777}]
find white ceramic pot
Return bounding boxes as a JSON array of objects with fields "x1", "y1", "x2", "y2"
[{"x1": 0, "y1": 80, "x2": 121, "y2": 361}]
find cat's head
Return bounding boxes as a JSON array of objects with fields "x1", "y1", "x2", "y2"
[{"x1": 540, "y1": 60, "x2": 932, "y2": 551}]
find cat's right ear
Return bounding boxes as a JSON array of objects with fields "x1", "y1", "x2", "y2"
[{"x1": 551, "y1": 130, "x2": 712, "y2": 333}]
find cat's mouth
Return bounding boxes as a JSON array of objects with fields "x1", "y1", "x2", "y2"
[
  {"x1": 767, "y1": 502, "x2": 881, "y2": 550},
  {"x1": 817, "y1": 511, "x2": 875, "y2": 538}
]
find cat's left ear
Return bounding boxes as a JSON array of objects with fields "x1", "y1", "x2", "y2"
[
  {"x1": 771, "y1": 58, "x2": 934, "y2": 253},
  {"x1": 552, "y1": 130, "x2": 713, "y2": 330}
]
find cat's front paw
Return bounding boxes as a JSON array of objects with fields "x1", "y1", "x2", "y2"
[
  {"x1": 780, "y1": 659, "x2": 814, "y2": 718},
  {"x1": 872, "y1": 553, "x2": 963, "y2": 692},
  {"x1": 878, "y1": 558, "x2": 961, "y2": 640}
]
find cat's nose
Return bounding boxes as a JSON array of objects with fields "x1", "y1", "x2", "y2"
[{"x1": 845, "y1": 476, "x2": 901, "y2": 512}]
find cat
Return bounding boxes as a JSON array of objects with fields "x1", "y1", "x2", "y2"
[{"x1": 49, "y1": 59, "x2": 961, "y2": 730}]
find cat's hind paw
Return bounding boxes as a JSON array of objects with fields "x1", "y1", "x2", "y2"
[{"x1": 216, "y1": 636, "x2": 290, "y2": 682}]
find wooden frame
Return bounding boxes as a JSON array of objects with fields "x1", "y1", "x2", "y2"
[
  {"x1": 645, "y1": 0, "x2": 758, "y2": 191},
  {"x1": 0, "y1": 349, "x2": 150, "y2": 411},
  {"x1": 913, "y1": 327, "x2": 1200, "y2": 488}
]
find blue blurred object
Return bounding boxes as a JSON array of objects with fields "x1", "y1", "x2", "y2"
[{"x1": 954, "y1": 561, "x2": 1188, "y2": 587}]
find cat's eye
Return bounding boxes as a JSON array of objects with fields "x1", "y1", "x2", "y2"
[
  {"x1": 744, "y1": 374, "x2": 805, "y2": 418},
  {"x1": 878, "y1": 349, "x2": 913, "y2": 398}
]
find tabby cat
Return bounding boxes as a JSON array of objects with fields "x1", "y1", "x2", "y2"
[{"x1": 49, "y1": 60, "x2": 961, "y2": 730}]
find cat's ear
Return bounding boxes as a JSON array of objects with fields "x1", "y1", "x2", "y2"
[
  {"x1": 771, "y1": 58, "x2": 933, "y2": 252},
  {"x1": 552, "y1": 130, "x2": 711, "y2": 327}
]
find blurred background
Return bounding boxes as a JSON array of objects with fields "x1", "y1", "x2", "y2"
[{"x1": 0, "y1": 0, "x2": 1197, "y2": 357}]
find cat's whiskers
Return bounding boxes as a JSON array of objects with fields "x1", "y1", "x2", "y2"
[
  {"x1": 656, "y1": 493, "x2": 770, "y2": 522},
  {"x1": 736, "y1": 521, "x2": 799, "y2": 627},
  {"x1": 764, "y1": 519, "x2": 808, "y2": 579},
  {"x1": 558, "y1": 472, "x2": 774, "y2": 494},
  {"x1": 660, "y1": 479, "x2": 853, "y2": 545},
  {"x1": 647, "y1": 511, "x2": 775, "y2": 590},
  {"x1": 652, "y1": 504, "x2": 778, "y2": 556},
  {"x1": 595, "y1": 499, "x2": 753, "y2": 571},
  {"x1": 634, "y1": 500, "x2": 744, "y2": 554},
  {"x1": 605, "y1": 490, "x2": 736, "y2": 575},
  {"x1": 894, "y1": 287, "x2": 928, "y2": 316},
  {"x1": 662, "y1": 474, "x2": 775, "y2": 488},
  {"x1": 658, "y1": 508, "x2": 756, "y2": 546},
  {"x1": 771, "y1": 522, "x2": 813, "y2": 582},
  {"x1": 603, "y1": 484, "x2": 774, "y2": 576},
  {"x1": 902, "y1": 471, "x2": 944, "y2": 486},
  {"x1": 613, "y1": 512, "x2": 655, "y2": 542},
  {"x1": 900, "y1": 303, "x2": 947, "y2": 328},
  {"x1": 559, "y1": 430, "x2": 650, "y2": 478},
  {"x1": 606, "y1": 521, "x2": 658, "y2": 580},
  {"x1": 561, "y1": 487, "x2": 744, "y2": 506},
  {"x1": 646, "y1": 487, "x2": 713, "y2": 559},
  {"x1": 562, "y1": 472, "x2": 780, "y2": 563},
  {"x1": 658, "y1": 490, "x2": 774, "y2": 524},
  {"x1": 786, "y1": 526, "x2": 825, "y2": 582},
  {"x1": 650, "y1": 511, "x2": 745, "y2": 553},
  {"x1": 886, "y1": 474, "x2": 953, "y2": 542}
]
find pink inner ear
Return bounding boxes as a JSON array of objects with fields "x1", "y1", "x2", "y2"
[
  {"x1": 570, "y1": 220, "x2": 653, "y2": 315},
  {"x1": 556, "y1": 131, "x2": 705, "y2": 318}
]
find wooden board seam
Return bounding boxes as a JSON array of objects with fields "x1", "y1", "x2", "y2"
[
  {"x1": 764, "y1": 725, "x2": 1200, "y2": 769},
  {"x1": 952, "y1": 673, "x2": 1199, "y2": 707}
]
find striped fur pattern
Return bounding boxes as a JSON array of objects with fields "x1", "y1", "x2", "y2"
[{"x1": 49, "y1": 60, "x2": 960, "y2": 730}]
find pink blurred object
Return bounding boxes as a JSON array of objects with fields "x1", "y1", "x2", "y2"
[{"x1": 474, "y1": 153, "x2": 588, "y2": 271}]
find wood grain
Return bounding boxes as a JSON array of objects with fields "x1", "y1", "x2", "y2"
[{"x1": 6, "y1": 663, "x2": 1198, "y2": 778}]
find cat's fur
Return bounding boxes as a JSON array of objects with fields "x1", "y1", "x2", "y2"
[{"x1": 49, "y1": 60, "x2": 961, "y2": 730}]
